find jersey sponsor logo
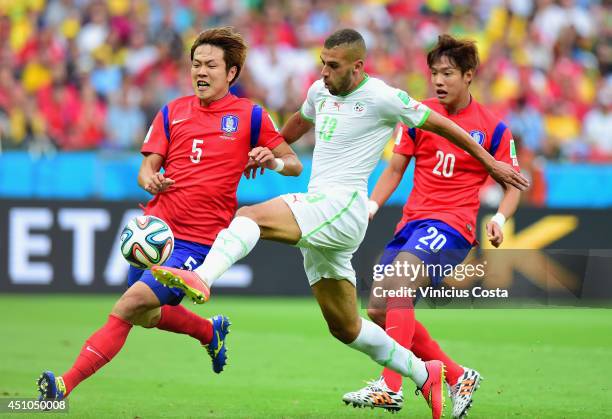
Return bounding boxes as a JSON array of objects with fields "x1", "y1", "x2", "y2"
[
  {"x1": 221, "y1": 115, "x2": 239, "y2": 134},
  {"x1": 470, "y1": 130, "x2": 486, "y2": 146},
  {"x1": 332, "y1": 101, "x2": 342, "y2": 111},
  {"x1": 353, "y1": 101, "x2": 365, "y2": 113},
  {"x1": 172, "y1": 117, "x2": 190, "y2": 125}
]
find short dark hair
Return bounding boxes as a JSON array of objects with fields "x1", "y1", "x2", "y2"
[
  {"x1": 190, "y1": 27, "x2": 247, "y2": 86},
  {"x1": 324, "y1": 29, "x2": 366, "y2": 51},
  {"x1": 427, "y1": 34, "x2": 479, "y2": 74}
]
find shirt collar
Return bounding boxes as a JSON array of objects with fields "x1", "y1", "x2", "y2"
[
  {"x1": 442, "y1": 94, "x2": 474, "y2": 116},
  {"x1": 193, "y1": 92, "x2": 235, "y2": 110}
]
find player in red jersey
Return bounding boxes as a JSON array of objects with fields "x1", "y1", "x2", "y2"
[
  {"x1": 37, "y1": 27, "x2": 302, "y2": 401},
  {"x1": 342, "y1": 35, "x2": 521, "y2": 418}
]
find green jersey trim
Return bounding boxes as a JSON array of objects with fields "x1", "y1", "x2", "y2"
[
  {"x1": 300, "y1": 105, "x2": 315, "y2": 122},
  {"x1": 415, "y1": 108, "x2": 431, "y2": 128},
  {"x1": 337, "y1": 74, "x2": 370, "y2": 97}
]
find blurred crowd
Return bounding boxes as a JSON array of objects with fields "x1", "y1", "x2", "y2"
[{"x1": 0, "y1": 0, "x2": 610, "y2": 167}]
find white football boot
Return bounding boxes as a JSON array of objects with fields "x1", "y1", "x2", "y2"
[
  {"x1": 342, "y1": 377, "x2": 403, "y2": 413},
  {"x1": 448, "y1": 367, "x2": 482, "y2": 418}
]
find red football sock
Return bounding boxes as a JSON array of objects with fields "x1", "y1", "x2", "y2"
[
  {"x1": 155, "y1": 305, "x2": 213, "y2": 345},
  {"x1": 62, "y1": 314, "x2": 132, "y2": 396},
  {"x1": 411, "y1": 320, "x2": 464, "y2": 385},
  {"x1": 381, "y1": 297, "x2": 415, "y2": 392}
]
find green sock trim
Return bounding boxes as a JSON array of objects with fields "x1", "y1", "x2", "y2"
[
  {"x1": 225, "y1": 229, "x2": 249, "y2": 257},
  {"x1": 407, "y1": 356, "x2": 414, "y2": 376},
  {"x1": 213, "y1": 247, "x2": 235, "y2": 268},
  {"x1": 381, "y1": 341, "x2": 398, "y2": 367}
]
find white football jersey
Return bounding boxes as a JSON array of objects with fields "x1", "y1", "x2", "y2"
[{"x1": 300, "y1": 76, "x2": 430, "y2": 192}]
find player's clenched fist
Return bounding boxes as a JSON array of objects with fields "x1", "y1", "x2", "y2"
[{"x1": 142, "y1": 172, "x2": 175, "y2": 194}]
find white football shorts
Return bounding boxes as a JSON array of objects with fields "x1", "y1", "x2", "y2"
[{"x1": 280, "y1": 187, "x2": 368, "y2": 286}]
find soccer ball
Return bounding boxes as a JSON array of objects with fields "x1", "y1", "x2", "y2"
[{"x1": 120, "y1": 215, "x2": 174, "y2": 269}]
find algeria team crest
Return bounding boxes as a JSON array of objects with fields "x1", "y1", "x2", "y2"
[{"x1": 353, "y1": 102, "x2": 365, "y2": 113}]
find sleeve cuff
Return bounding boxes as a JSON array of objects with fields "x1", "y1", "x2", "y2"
[
  {"x1": 140, "y1": 145, "x2": 166, "y2": 157},
  {"x1": 265, "y1": 134, "x2": 285, "y2": 150},
  {"x1": 300, "y1": 106, "x2": 315, "y2": 123},
  {"x1": 415, "y1": 107, "x2": 431, "y2": 128}
]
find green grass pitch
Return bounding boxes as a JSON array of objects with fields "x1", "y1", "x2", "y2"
[{"x1": 0, "y1": 295, "x2": 610, "y2": 418}]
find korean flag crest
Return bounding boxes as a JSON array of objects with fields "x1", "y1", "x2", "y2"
[
  {"x1": 470, "y1": 130, "x2": 486, "y2": 146},
  {"x1": 221, "y1": 115, "x2": 239, "y2": 133}
]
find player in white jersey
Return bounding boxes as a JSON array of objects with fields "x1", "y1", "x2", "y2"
[{"x1": 151, "y1": 29, "x2": 528, "y2": 419}]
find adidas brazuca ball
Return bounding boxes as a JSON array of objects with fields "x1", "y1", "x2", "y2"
[{"x1": 120, "y1": 215, "x2": 174, "y2": 269}]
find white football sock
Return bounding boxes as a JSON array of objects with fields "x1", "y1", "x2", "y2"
[
  {"x1": 348, "y1": 318, "x2": 428, "y2": 387},
  {"x1": 194, "y1": 216, "x2": 260, "y2": 286}
]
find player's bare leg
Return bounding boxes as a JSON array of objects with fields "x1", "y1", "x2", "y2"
[
  {"x1": 311, "y1": 278, "x2": 362, "y2": 343},
  {"x1": 311, "y1": 278, "x2": 445, "y2": 418},
  {"x1": 112, "y1": 282, "x2": 162, "y2": 326},
  {"x1": 237, "y1": 197, "x2": 302, "y2": 243},
  {"x1": 152, "y1": 197, "x2": 301, "y2": 303}
]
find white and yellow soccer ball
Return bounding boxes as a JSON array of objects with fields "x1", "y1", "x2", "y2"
[{"x1": 120, "y1": 215, "x2": 174, "y2": 269}]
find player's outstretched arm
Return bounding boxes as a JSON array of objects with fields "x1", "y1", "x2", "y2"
[
  {"x1": 138, "y1": 153, "x2": 175, "y2": 194},
  {"x1": 487, "y1": 185, "x2": 521, "y2": 248},
  {"x1": 369, "y1": 153, "x2": 411, "y2": 219},
  {"x1": 421, "y1": 111, "x2": 529, "y2": 191},
  {"x1": 280, "y1": 111, "x2": 314, "y2": 144}
]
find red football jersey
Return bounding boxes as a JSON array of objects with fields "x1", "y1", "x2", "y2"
[
  {"x1": 141, "y1": 94, "x2": 283, "y2": 245},
  {"x1": 394, "y1": 97, "x2": 520, "y2": 244}
]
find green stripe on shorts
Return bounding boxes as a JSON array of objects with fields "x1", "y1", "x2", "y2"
[{"x1": 299, "y1": 191, "x2": 359, "y2": 245}]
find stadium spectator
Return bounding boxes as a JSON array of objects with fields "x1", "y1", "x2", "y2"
[
  {"x1": 104, "y1": 87, "x2": 144, "y2": 151},
  {"x1": 583, "y1": 87, "x2": 612, "y2": 160},
  {"x1": 508, "y1": 95, "x2": 546, "y2": 156},
  {"x1": 0, "y1": 0, "x2": 609, "y2": 171}
]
